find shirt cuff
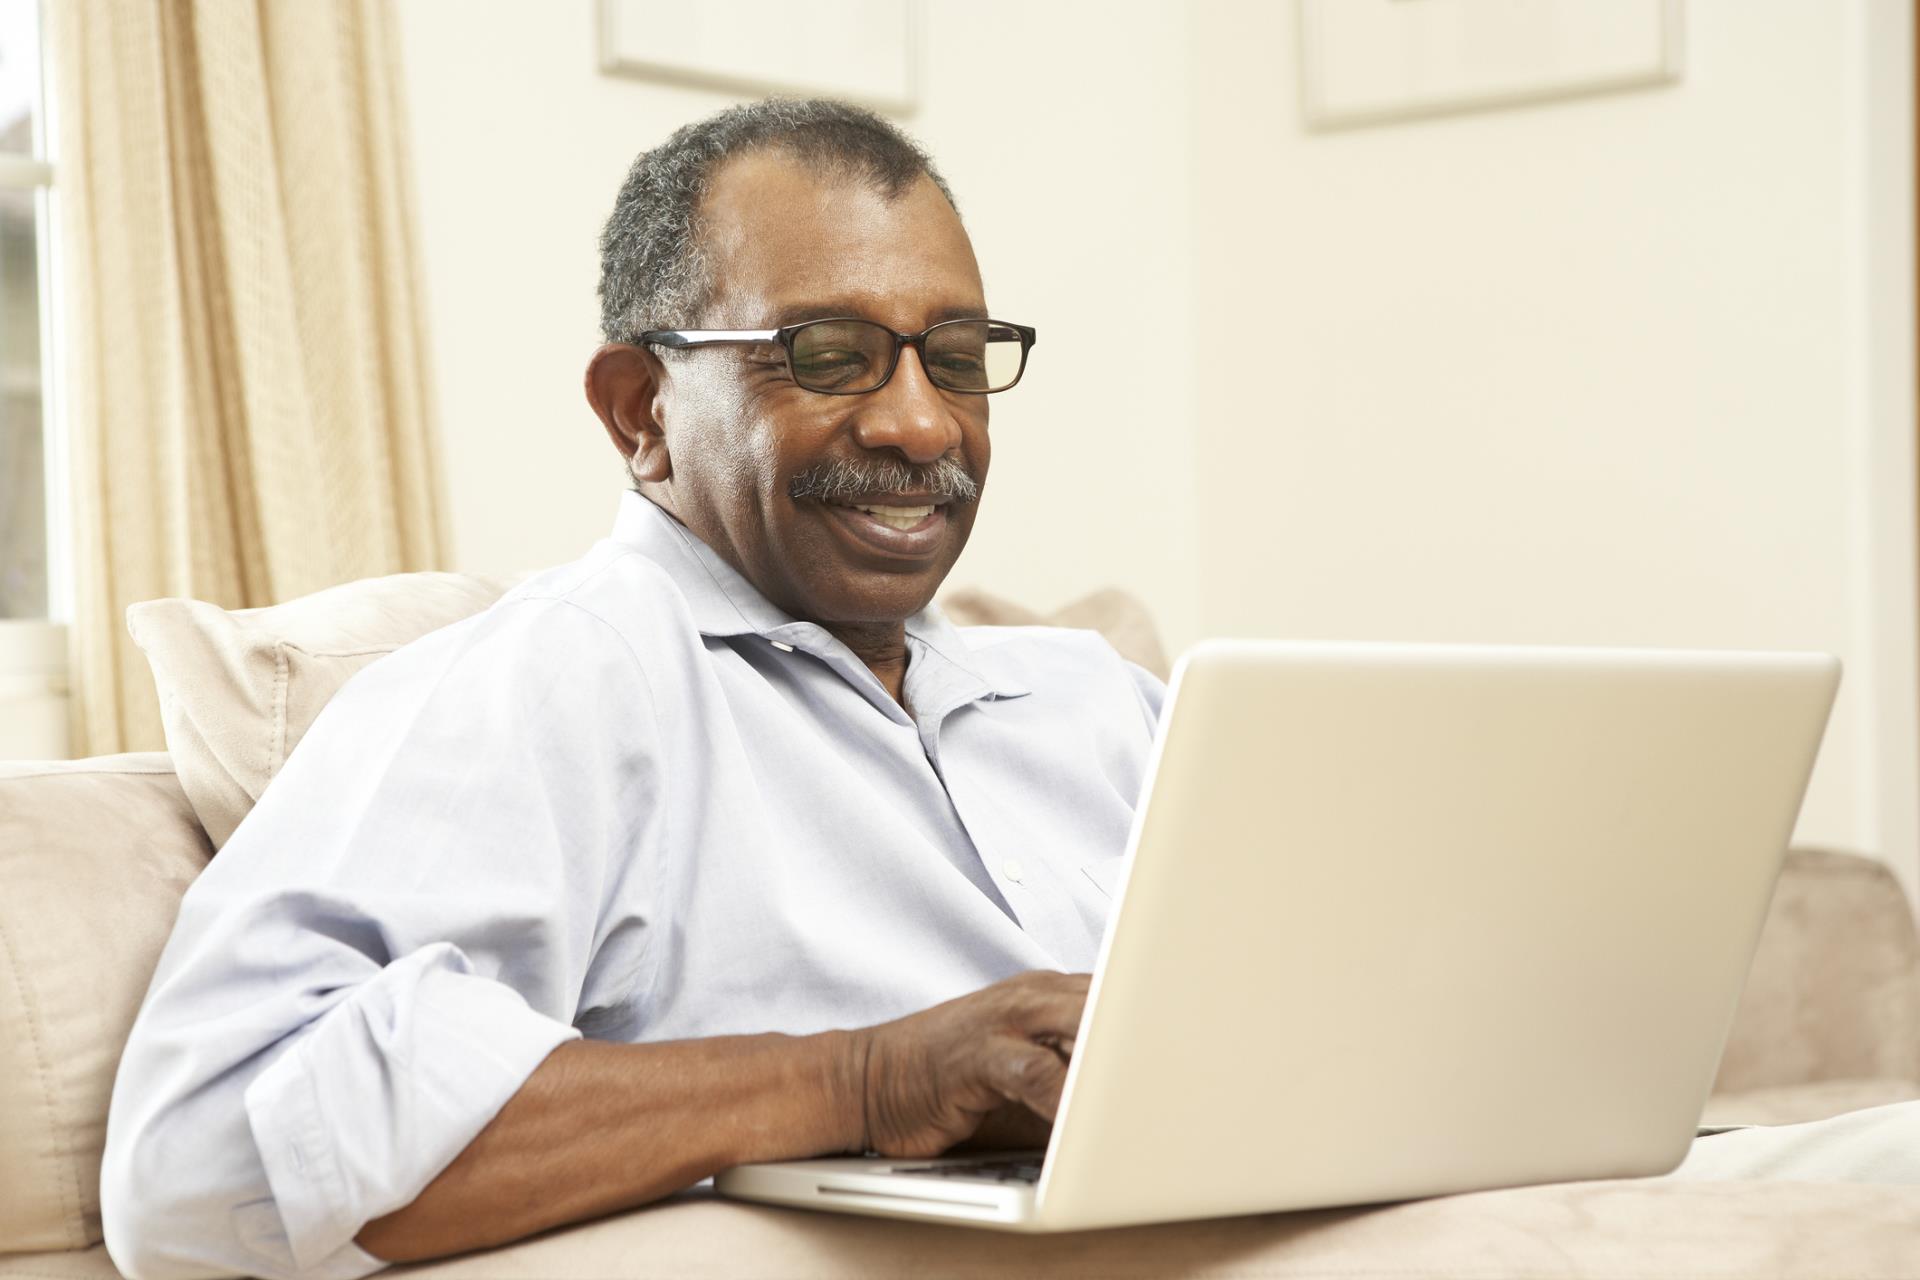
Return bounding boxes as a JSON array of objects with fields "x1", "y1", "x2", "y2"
[{"x1": 243, "y1": 946, "x2": 582, "y2": 1274}]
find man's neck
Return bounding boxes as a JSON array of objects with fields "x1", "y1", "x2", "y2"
[{"x1": 825, "y1": 621, "x2": 911, "y2": 707}]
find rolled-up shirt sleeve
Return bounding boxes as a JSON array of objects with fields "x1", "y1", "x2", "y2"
[{"x1": 101, "y1": 595, "x2": 661, "y2": 1280}]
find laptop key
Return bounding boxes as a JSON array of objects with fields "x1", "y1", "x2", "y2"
[{"x1": 891, "y1": 1159, "x2": 1043, "y2": 1183}]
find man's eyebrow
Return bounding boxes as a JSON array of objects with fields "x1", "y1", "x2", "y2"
[{"x1": 768, "y1": 302, "x2": 991, "y2": 327}]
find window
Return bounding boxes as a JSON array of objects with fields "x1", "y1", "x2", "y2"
[{"x1": 0, "y1": 0, "x2": 57, "y2": 622}]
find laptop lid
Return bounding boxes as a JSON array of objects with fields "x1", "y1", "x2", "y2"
[{"x1": 1033, "y1": 640, "x2": 1840, "y2": 1231}]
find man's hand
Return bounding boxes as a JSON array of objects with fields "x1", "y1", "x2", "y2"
[{"x1": 852, "y1": 970, "x2": 1089, "y2": 1158}]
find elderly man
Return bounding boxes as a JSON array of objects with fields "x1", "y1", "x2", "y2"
[{"x1": 101, "y1": 99, "x2": 1161, "y2": 1280}]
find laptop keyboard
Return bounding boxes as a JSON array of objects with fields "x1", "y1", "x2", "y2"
[{"x1": 889, "y1": 1158, "x2": 1043, "y2": 1184}]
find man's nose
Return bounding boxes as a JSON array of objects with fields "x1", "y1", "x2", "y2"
[{"x1": 850, "y1": 345, "x2": 962, "y2": 464}]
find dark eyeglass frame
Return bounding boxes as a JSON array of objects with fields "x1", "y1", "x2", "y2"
[{"x1": 639, "y1": 316, "x2": 1038, "y2": 395}]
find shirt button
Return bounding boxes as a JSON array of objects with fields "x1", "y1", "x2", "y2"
[{"x1": 1003, "y1": 859, "x2": 1025, "y2": 885}]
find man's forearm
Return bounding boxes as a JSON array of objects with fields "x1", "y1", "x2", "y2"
[{"x1": 355, "y1": 1029, "x2": 866, "y2": 1263}]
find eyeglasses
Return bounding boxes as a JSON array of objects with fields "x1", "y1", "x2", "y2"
[{"x1": 639, "y1": 317, "x2": 1037, "y2": 395}]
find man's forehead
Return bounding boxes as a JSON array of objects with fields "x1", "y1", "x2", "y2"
[{"x1": 696, "y1": 150, "x2": 984, "y2": 327}]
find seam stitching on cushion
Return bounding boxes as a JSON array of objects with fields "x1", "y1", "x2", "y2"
[
  {"x1": 271, "y1": 644, "x2": 289, "y2": 773},
  {"x1": 276, "y1": 643, "x2": 399, "y2": 660},
  {"x1": 0, "y1": 765, "x2": 178, "y2": 782},
  {"x1": 0, "y1": 908, "x2": 88, "y2": 1248}
]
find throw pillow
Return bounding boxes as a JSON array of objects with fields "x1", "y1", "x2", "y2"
[{"x1": 127, "y1": 571, "x2": 525, "y2": 849}]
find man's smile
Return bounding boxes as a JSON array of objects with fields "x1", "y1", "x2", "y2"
[{"x1": 815, "y1": 495, "x2": 952, "y2": 559}]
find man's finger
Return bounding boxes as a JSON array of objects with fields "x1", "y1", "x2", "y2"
[
  {"x1": 956, "y1": 1100, "x2": 1054, "y2": 1153},
  {"x1": 1033, "y1": 1032, "x2": 1076, "y2": 1060},
  {"x1": 1011, "y1": 989, "x2": 1089, "y2": 1040},
  {"x1": 984, "y1": 1040, "x2": 1070, "y2": 1121},
  {"x1": 994, "y1": 973, "x2": 1088, "y2": 1036}
]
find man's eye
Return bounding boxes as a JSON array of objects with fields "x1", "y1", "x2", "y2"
[
  {"x1": 796, "y1": 348, "x2": 868, "y2": 371},
  {"x1": 793, "y1": 349, "x2": 873, "y2": 387},
  {"x1": 932, "y1": 352, "x2": 988, "y2": 389}
]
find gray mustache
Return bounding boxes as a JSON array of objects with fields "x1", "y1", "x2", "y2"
[{"x1": 787, "y1": 456, "x2": 979, "y2": 504}]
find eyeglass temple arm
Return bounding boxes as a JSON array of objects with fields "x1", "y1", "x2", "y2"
[{"x1": 639, "y1": 329, "x2": 783, "y2": 349}]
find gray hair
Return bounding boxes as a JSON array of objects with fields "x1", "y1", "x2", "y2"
[{"x1": 598, "y1": 98, "x2": 959, "y2": 345}]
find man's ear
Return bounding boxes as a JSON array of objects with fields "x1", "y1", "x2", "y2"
[{"x1": 584, "y1": 343, "x2": 672, "y2": 484}]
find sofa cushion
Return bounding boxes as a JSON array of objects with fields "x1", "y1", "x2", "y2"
[
  {"x1": 363, "y1": 1180, "x2": 1920, "y2": 1278},
  {"x1": 6, "y1": 1177, "x2": 1920, "y2": 1278},
  {"x1": 0, "y1": 755, "x2": 210, "y2": 1254},
  {"x1": 126, "y1": 572, "x2": 523, "y2": 849},
  {"x1": 1701, "y1": 1078, "x2": 1920, "y2": 1128},
  {"x1": 1712, "y1": 847, "x2": 1920, "y2": 1094}
]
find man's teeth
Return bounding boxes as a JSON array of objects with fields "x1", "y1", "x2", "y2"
[{"x1": 850, "y1": 503, "x2": 934, "y2": 530}]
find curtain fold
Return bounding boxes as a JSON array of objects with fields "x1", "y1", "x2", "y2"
[{"x1": 48, "y1": 0, "x2": 445, "y2": 755}]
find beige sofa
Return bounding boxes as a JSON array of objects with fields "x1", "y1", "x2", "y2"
[{"x1": 4, "y1": 572, "x2": 1920, "y2": 1278}]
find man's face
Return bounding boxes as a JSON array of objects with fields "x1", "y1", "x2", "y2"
[{"x1": 646, "y1": 151, "x2": 992, "y2": 628}]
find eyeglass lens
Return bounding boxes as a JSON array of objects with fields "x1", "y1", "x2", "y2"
[{"x1": 789, "y1": 320, "x2": 1025, "y2": 393}]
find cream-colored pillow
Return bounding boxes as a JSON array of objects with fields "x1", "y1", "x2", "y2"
[
  {"x1": 941, "y1": 585, "x2": 1171, "y2": 680},
  {"x1": 126, "y1": 571, "x2": 524, "y2": 850}
]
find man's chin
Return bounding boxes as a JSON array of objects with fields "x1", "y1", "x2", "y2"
[{"x1": 801, "y1": 573, "x2": 950, "y2": 627}]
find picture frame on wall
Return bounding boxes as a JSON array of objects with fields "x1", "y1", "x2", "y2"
[
  {"x1": 1300, "y1": 0, "x2": 1684, "y2": 131},
  {"x1": 597, "y1": 0, "x2": 921, "y2": 115}
]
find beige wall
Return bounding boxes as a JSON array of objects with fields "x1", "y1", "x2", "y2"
[
  {"x1": 396, "y1": 1, "x2": 1917, "y2": 900},
  {"x1": 1183, "y1": 0, "x2": 1916, "y2": 902}
]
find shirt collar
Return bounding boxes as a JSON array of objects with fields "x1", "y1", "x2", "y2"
[{"x1": 608, "y1": 490, "x2": 1030, "y2": 706}]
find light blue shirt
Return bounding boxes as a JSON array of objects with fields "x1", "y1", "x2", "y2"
[{"x1": 102, "y1": 491, "x2": 1166, "y2": 1280}]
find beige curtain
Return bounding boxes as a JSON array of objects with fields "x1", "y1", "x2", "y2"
[{"x1": 47, "y1": 0, "x2": 446, "y2": 755}]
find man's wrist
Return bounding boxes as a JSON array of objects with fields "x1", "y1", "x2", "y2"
[{"x1": 819, "y1": 1027, "x2": 871, "y2": 1155}]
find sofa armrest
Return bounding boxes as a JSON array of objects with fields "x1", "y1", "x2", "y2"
[{"x1": 0, "y1": 753, "x2": 211, "y2": 1254}]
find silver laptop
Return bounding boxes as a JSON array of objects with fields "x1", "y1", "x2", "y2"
[{"x1": 716, "y1": 639, "x2": 1841, "y2": 1231}]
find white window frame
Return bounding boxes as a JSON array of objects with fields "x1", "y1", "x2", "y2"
[
  {"x1": 0, "y1": 155, "x2": 65, "y2": 624},
  {"x1": 0, "y1": 0, "x2": 70, "y2": 758}
]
